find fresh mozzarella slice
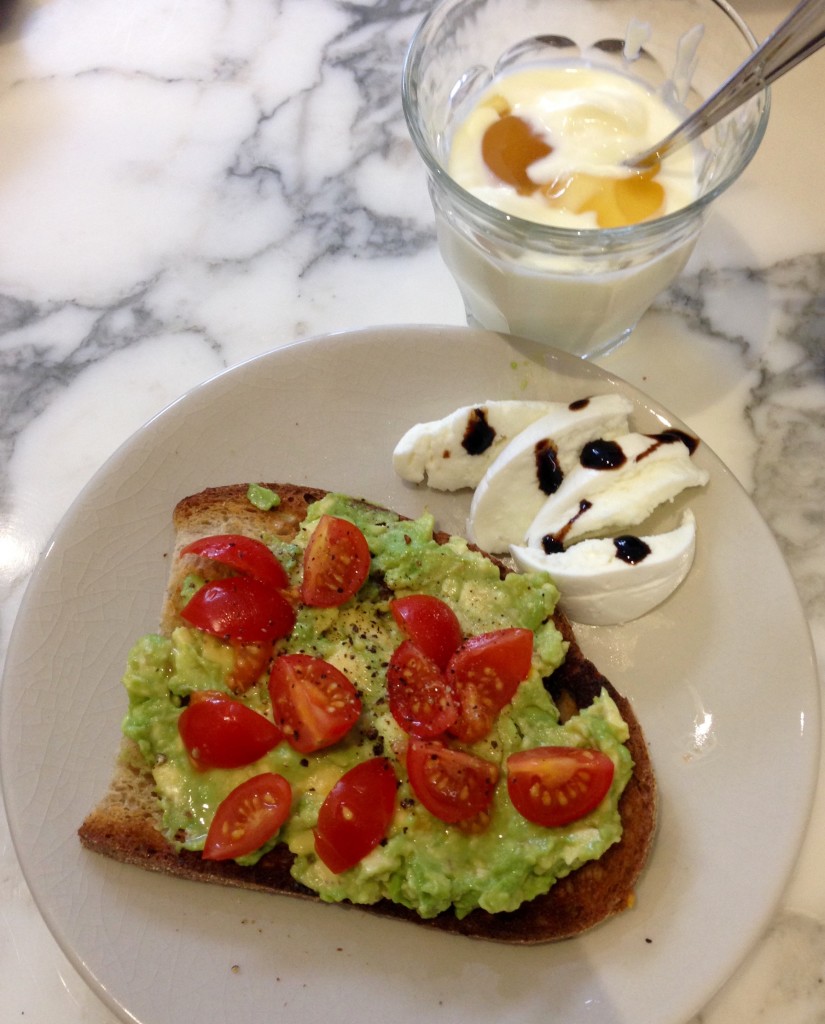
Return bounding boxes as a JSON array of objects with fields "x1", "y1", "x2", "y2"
[
  {"x1": 468, "y1": 393, "x2": 633, "y2": 552},
  {"x1": 524, "y1": 431, "x2": 709, "y2": 550},
  {"x1": 512, "y1": 511, "x2": 697, "y2": 625},
  {"x1": 392, "y1": 400, "x2": 562, "y2": 491}
]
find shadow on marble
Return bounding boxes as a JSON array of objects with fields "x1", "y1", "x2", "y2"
[
  {"x1": 691, "y1": 910, "x2": 825, "y2": 1024},
  {"x1": 0, "y1": 0, "x2": 26, "y2": 36}
]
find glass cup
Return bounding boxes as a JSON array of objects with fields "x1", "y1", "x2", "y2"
[{"x1": 402, "y1": 0, "x2": 769, "y2": 358}]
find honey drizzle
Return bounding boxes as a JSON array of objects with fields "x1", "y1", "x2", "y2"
[{"x1": 480, "y1": 101, "x2": 666, "y2": 228}]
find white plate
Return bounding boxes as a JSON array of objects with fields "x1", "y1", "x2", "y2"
[{"x1": 2, "y1": 325, "x2": 819, "y2": 1024}]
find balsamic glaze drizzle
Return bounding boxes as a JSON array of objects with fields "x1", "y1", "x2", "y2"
[
  {"x1": 541, "y1": 500, "x2": 592, "y2": 554},
  {"x1": 461, "y1": 408, "x2": 496, "y2": 456},
  {"x1": 535, "y1": 439, "x2": 564, "y2": 495},
  {"x1": 580, "y1": 438, "x2": 626, "y2": 470},
  {"x1": 637, "y1": 429, "x2": 700, "y2": 461},
  {"x1": 614, "y1": 535, "x2": 651, "y2": 564},
  {"x1": 579, "y1": 429, "x2": 700, "y2": 472}
]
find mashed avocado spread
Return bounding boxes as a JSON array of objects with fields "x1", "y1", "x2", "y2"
[{"x1": 122, "y1": 494, "x2": 632, "y2": 919}]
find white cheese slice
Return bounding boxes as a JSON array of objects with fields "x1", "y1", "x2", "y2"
[
  {"x1": 467, "y1": 393, "x2": 633, "y2": 552},
  {"x1": 524, "y1": 431, "x2": 709, "y2": 549},
  {"x1": 392, "y1": 400, "x2": 562, "y2": 491},
  {"x1": 512, "y1": 510, "x2": 697, "y2": 625}
]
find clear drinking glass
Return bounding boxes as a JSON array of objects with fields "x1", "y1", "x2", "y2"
[{"x1": 402, "y1": 0, "x2": 769, "y2": 358}]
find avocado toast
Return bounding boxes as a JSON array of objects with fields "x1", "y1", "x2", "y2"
[{"x1": 78, "y1": 483, "x2": 656, "y2": 943}]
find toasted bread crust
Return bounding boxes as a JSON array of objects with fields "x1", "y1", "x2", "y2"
[{"x1": 79, "y1": 483, "x2": 656, "y2": 943}]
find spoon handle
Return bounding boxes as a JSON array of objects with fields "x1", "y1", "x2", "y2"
[{"x1": 628, "y1": 0, "x2": 825, "y2": 168}]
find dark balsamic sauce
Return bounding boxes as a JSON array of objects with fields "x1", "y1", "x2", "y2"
[
  {"x1": 541, "y1": 500, "x2": 592, "y2": 554},
  {"x1": 580, "y1": 438, "x2": 626, "y2": 470},
  {"x1": 637, "y1": 429, "x2": 700, "y2": 461},
  {"x1": 660, "y1": 428, "x2": 699, "y2": 455},
  {"x1": 614, "y1": 535, "x2": 651, "y2": 564},
  {"x1": 461, "y1": 408, "x2": 496, "y2": 456},
  {"x1": 535, "y1": 439, "x2": 564, "y2": 495}
]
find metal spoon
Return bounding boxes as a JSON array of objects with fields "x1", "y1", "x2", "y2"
[{"x1": 627, "y1": 0, "x2": 825, "y2": 168}]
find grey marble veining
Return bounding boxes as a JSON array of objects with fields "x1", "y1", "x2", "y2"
[{"x1": 658, "y1": 252, "x2": 825, "y2": 617}]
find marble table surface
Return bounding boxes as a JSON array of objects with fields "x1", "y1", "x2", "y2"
[{"x1": 2, "y1": 0, "x2": 824, "y2": 1021}]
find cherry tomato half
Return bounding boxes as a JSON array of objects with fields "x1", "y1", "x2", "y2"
[
  {"x1": 387, "y1": 640, "x2": 458, "y2": 739},
  {"x1": 181, "y1": 577, "x2": 296, "y2": 644},
  {"x1": 314, "y1": 758, "x2": 398, "y2": 874},
  {"x1": 202, "y1": 772, "x2": 292, "y2": 861},
  {"x1": 181, "y1": 534, "x2": 289, "y2": 589},
  {"x1": 447, "y1": 628, "x2": 534, "y2": 743},
  {"x1": 178, "y1": 692, "x2": 282, "y2": 770},
  {"x1": 269, "y1": 653, "x2": 362, "y2": 754},
  {"x1": 227, "y1": 641, "x2": 273, "y2": 694},
  {"x1": 300, "y1": 515, "x2": 371, "y2": 608},
  {"x1": 390, "y1": 594, "x2": 463, "y2": 670},
  {"x1": 406, "y1": 738, "x2": 499, "y2": 824},
  {"x1": 506, "y1": 746, "x2": 615, "y2": 828}
]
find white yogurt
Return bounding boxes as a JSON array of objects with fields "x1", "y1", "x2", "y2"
[
  {"x1": 436, "y1": 61, "x2": 703, "y2": 356},
  {"x1": 448, "y1": 63, "x2": 698, "y2": 230}
]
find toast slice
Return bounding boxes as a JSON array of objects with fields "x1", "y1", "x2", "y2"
[{"x1": 79, "y1": 483, "x2": 656, "y2": 943}]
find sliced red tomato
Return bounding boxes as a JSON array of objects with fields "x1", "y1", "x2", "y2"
[
  {"x1": 506, "y1": 746, "x2": 615, "y2": 828},
  {"x1": 178, "y1": 692, "x2": 282, "y2": 770},
  {"x1": 202, "y1": 772, "x2": 292, "y2": 861},
  {"x1": 387, "y1": 640, "x2": 458, "y2": 739},
  {"x1": 227, "y1": 641, "x2": 273, "y2": 694},
  {"x1": 181, "y1": 577, "x2": 296, "y2": 643},
  {"x1": 314, "y1": 758, "x2": 398, "y2": 874},
  {"x1": 300, "y1": 515, "x2": 371, "y2": 607},
  {"x1": 268, "y1": 653, "x2": 362, "y2": 754},
  {"x1": 389, "y1": 594, "x2": 463, "y2": 670},
  {"x1": 447, "y1": 628, "x2": 534, "y2": 743},
  {"x1": 181, "y1": 533, "x2": 289, "y2": 589},
  {"x1": 406, "y1": 738, "x2": 499, "y2": 824}
]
